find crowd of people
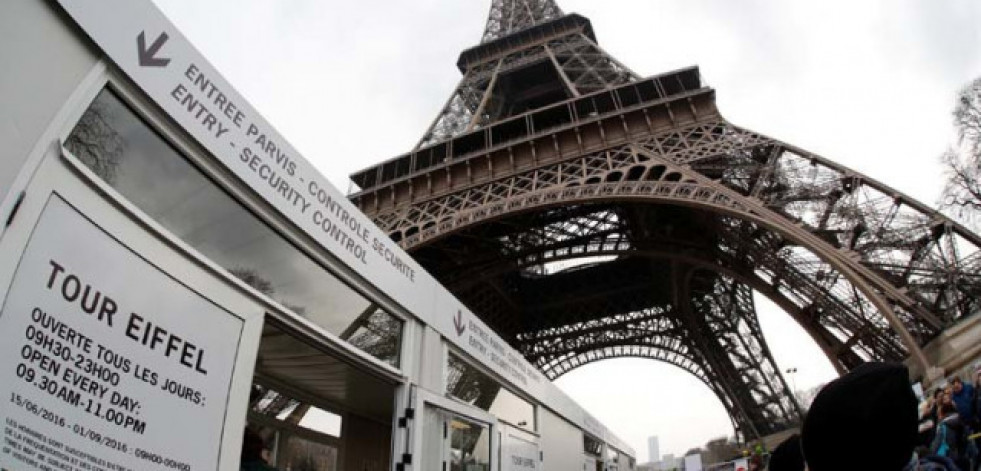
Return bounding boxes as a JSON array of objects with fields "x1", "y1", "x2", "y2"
[
  {"x1": 913, "y1": 371, "x2": 981, "y2": 470},
  {"x1": 768, "y1": 363, "x2": 981, "y2": 471}
]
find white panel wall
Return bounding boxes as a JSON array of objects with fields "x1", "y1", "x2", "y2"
[
  {"x1": 0, "y1": 0, "x2": 99, "y2": 204},
  {"x1": 618, "y1": 449, "x2": 632, "y2": 470},
  {"x1": 418, "y1": 325, "x2": 444, "y2": 391},
  {"x1": 540, "y1": 408, "x2": 583, "y2": 471}
]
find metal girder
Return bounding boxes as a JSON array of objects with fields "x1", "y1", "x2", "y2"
[
  {"x1": 509, "y1": 256, "x2": 803, "y2": 439},
  {"x1": 482, "y1": 0, "x2": 564, "y2": 43},
  {"x1": 351, "y1": 0, "x2": 981, "y2": 440},
  {"x1": 372, "y1": 127, "x2": 979, "y2": 339},
  {"x1": 420, "y1": 208, "x2": 913, "y2": 364},
  {"x1": 362, "y1": 120, "x2": 981, "y2": 438},
  {"x1": 416, "y1": 29, "x2": 638, "y2": 148},
  {"x1": 680, "y1": 269, "x2": 802, "y2": 438}
]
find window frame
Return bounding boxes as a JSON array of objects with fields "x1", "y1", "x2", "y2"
[
  {"x1": 412, "y1": 385, "x2": 499, "y2": 471},
  {"x1": 583, "y1": 433, "x2": 603, "y2": 457},
  {"x1": 246, "y1": 387, "x2": 348, "y2": 469},
  {"x1": 444, "y1": 347, "x2": 540, "y2": 434}
]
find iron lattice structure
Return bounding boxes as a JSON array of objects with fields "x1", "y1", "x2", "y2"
[{"x1": 350, "y1": 0, "x2": 981, "y2": 439}]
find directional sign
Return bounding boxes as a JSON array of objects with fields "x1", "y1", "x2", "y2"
[
  {"x1": 136, "y1": 31, "x2": 170, "y2": 67},
  {"x1": 53, "y1": 0, "x2": 437, "y2": 324},
  {"x1": 453, "y1": 310, "x2": 466, "y2": 336}
]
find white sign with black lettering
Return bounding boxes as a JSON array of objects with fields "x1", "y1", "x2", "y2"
[
  {"x1": 433, "y1": 296, "x2": 548, "y2": 401},
  {"x1": 54, "y1": 0, "x2": 434, "y2": 318},
  {"x1": 0, "y1": 197, "x2": 243, "y2": 471},
  {"x1": 503, "y1": 428, "x2": 539, "y2": 471}
]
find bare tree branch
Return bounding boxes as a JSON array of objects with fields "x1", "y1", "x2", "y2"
[{"x1": 940, "y1": 78, "x2": 981, "y2": 229}]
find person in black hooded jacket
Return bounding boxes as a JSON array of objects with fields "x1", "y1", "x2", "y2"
[
  {"x1": 768, "y1": 434, "x2": 804, "y2": 471},
  {"x1": 801, "y1": 362, "x2": 918, "y2": 471}
]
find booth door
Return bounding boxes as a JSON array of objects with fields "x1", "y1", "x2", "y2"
[{"x1": 421, "y1": 406, "x2": 492, "y2": 471}]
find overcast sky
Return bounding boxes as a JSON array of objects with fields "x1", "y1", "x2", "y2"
[{"x1": 152, "y1": 0, "x2": 981, "y2": 461}]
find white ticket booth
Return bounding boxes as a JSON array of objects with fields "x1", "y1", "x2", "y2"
[
  {"x1": 0, "y1": 1, "x2": 638, "y2": 470},
  {"x1": 0, "y1": 78, "x2": 405, "y2": 470},
  {"x1": 0, "y1": 4, "x2": 406, "y2": 467}
]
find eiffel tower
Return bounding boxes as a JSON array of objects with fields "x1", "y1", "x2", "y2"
[{"x1": 350, "y1": 0, "x2": 981, "y2": 439}]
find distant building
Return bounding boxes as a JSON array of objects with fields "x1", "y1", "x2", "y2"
[
  {"x1": 683, "y1": 453, "x2": 703, "y2": 471},
  {"x1": 648, "y1": 436, "x2": 661, "y2": 463}
]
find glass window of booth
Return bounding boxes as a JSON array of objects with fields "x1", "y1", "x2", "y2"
[
  {"x1": 607, "y1": 448, "x2": 620, "y2": 471},
  {"x1": 450, "y1": 416, "x2": 491, "y2": 471},
  {"x1": 583, "y1": 435, "x2": 602, "y2": 456},
  {"x1": 66, "y1": 88, "x2": 403, "y2": 367},
  {"x1": 446, "y1": 353, "x2": 536, "y2": 432},
  {"x1": 247, "y1": 386, "x2": 343, "y2": 470},
  {"x1": 251, "y1": 386, "x2": 343, "y2": 438}
]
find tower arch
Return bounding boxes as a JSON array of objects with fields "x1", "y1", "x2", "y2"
[{"x1": 350, "y1": 1, "x2": 981, "y2": 439}]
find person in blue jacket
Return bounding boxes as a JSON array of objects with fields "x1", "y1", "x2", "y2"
[{"x1": 950, "y1": 375, "x2": 976, "y2": 426}]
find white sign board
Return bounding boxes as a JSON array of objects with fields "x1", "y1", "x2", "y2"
[
  {"x1": 503, "y1": 428, "x2": 539, "y2": 471},
  {"x1": 0, "y1": 196, "x2": 243, "y2": 471},
  {"x1": 434, "y1": 296, "x2": 547, "y2": 400}
]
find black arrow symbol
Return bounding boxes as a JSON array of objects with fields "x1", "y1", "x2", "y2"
[
  {"x1": 453, "y1": 310, "x2": 465, "y2": 336},
  {"x1": 137, "y1": 31, "x2": 171, "y2": 67}
]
